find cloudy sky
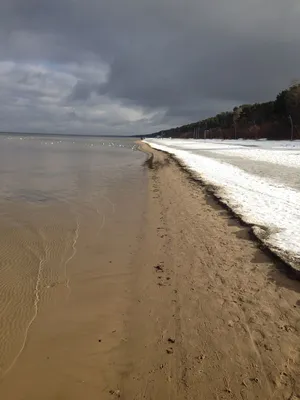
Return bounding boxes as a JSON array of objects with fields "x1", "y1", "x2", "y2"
[{"x1": 1, "y1": 0, "x2": 300, "y2": 135}]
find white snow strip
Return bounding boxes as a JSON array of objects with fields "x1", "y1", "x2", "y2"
[
  {"x1": 145, "y1": 139, "x2": 300, "y2": 270},
  {"x1": 150, "y1": 139, "x2": 300, "y2": 168}
]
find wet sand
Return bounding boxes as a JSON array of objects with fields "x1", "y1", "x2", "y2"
[
  {"x1": 1, "y1": 142, "x2": 300, "y2": 399},
  {"x1": 0, "y1": 180, "x2": 147, "y2": 399}
]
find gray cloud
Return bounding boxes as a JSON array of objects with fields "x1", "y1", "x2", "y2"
[
  {"x1": 0, "y1": 0, "x2": 300, "y2": 134},
  {"x1": 68, "y1": 81, "x2": 94, "y2": 102}
]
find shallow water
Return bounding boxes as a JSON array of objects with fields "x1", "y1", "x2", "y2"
[{"x1": 0, "y1": 134, "x2": 146, "y2": 378}]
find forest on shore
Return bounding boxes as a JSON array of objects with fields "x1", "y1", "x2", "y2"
[{"x1": 149, "y1": 83, "x2": 300, "y2": 140}]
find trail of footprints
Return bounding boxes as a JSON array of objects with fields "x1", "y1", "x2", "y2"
[{"x1": 153, "y1": 262, "x2": 171, "y2": 288}]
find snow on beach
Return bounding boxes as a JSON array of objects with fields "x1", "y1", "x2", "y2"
[{"x1": 144, "y1": 139, "x2": 300, "y2": 270}]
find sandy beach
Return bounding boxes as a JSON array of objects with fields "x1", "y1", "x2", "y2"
[
  {"x1": 113, "y1": 143, "x2": 300, "y2": 400},
  {"x1": 0, "y1": 140, "x2": 300, "y2": 399}
]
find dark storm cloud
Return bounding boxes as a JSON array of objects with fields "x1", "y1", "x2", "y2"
[
  {"x1": 0, "y1": 0, "x2": 300, "y2": 134},
  {"x1": 68, "y1": 81, "x2": 94, "y2": 102}
]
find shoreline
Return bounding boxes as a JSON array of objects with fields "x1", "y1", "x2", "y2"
[
  {"x1": 1, "y1": 143, "x2": 300, "y2": 399},
  {"x1": 0, "y1": 143, "x2": 149, "y2": 399}
]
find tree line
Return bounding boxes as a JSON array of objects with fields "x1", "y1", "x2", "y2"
[{"x1": 150, "y1": 83, "x2": 300, "y2": 140}]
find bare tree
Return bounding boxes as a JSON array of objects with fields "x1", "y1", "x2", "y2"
[
  {"x1": 233, "y1": 106, "x2": 242, "y2": 139},
  {"x1": 287, "y1": 82, "x2": 300, "y2": 140}
]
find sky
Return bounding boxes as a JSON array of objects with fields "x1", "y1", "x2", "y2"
[{"x1": 1, "y1": 0, "x2": 300, "y2": 135}]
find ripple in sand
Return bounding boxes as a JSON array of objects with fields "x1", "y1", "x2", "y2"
[{"x1": 0, "y1": 225, "x2": 46, "y2": 376}]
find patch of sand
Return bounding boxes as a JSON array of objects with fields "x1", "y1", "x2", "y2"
[{"x1": 120, "y1": 143, "x2": 300, "y2": 400}]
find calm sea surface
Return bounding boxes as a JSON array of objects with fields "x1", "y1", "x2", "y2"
[{"x1": 0, "y1": 134, "x2": 147, "y2": 379}]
